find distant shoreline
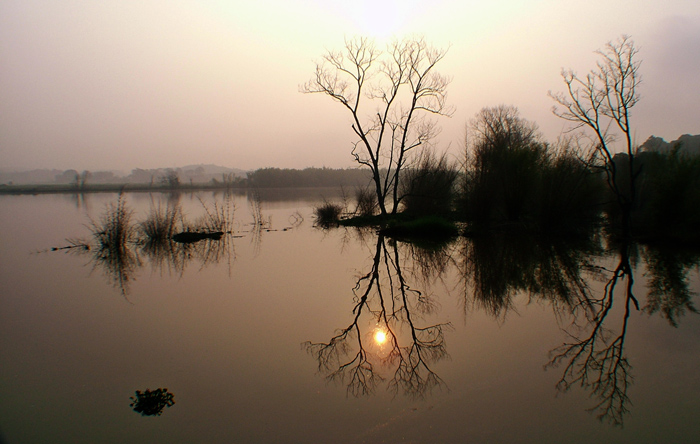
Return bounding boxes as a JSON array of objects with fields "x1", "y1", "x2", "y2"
[{"x1": 0, "y1": 182, "x2": 247, "y2": 195}]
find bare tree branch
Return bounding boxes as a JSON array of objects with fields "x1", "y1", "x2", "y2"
[{"x1": 302, "y1": 37, "x2": 451, "y2": 215}]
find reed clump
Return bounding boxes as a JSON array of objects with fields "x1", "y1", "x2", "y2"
[
  {"x1": 140, "y1": 201, "x2": 183, "y2": 242},
  {"x1": 90, "y1": 193, "x2": 136, "y2": 250},
  {"x1": 401, "y1": 151, "x2": 459, "y2": 216},
  {"x1": 197, "y1": 195, "x2": 235, "y2": 233}
]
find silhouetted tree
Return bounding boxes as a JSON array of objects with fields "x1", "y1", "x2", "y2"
[
  {"x1": 464, "y1": 105, "x2": 544, "y2": 226},
  {"x1": 303, "y1": 37, "x2": 452, "y2": 216},
  {"x1": 551, "y1": 35, "x2": 642, "y2": 236}
]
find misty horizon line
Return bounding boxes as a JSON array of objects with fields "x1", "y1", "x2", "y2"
[
  {"x1": 2, "y1": 133, "x2": 699, "y2": 186},
  {"x1": 0, "y1": 163, "x2": 369, "y2": 186}
]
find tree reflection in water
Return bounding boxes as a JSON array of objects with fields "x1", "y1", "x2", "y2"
[
  {"x1": 461, "y1": 231, "x2": 600, "y2": 319},
  {"x1": 461, "y1": 229, "x2": 636, "y2": 425},
  {"x1": 303, "y1": 233, "x2": 454, "y2": 398},
  {"x1": 546, "y1": 240, "x2": 638, "y2": 426},
  {"x1": 307, "y1": 227, "x2": 699, "y2": 421},
  {"x1": 642, "y1": 245, "x2": 699, "y2": 327},
  {"x1": 462, "y1": 231, "x2": 699, "y2": 425},
  {"x1": 462, "y1": 231, "x2": 639, "y2": 424}
]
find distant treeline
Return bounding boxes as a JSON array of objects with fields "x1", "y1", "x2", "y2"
[
  {"x1": 246, "y1": 167, "x2": 372, "y2": 188},
  {"x1": 0, "y1": 166, "x2": 376, "y2": 194},
  {"x1": 0, "y1": 164, "x2": 246, "y2": 186}
]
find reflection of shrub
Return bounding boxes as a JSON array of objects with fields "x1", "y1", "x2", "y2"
[
  {"x1": 314, "y1": 200, "x2": 344, "y2": 227},
  {"x1": 130, "y1": 388, "x2": 175, "y2": 416},
  {"x1": 401, "y1": 151, "x2": 458, "y2": 216}
]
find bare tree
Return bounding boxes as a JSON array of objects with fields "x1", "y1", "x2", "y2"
[
  {"x1": 550, "y1": 35, "x2": 641, "y2": 235},
  {"x1": 302, "y1": 37, "x2": 452, "y2": 216}
]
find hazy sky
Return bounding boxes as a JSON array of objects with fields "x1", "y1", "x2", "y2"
[{"x1": 1, "y1": 0, "x2": 699, "y2": 172}]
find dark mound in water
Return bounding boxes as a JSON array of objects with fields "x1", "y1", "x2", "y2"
[{"x1": 172, "y1": 231, "x2": 224, "y2": 244}]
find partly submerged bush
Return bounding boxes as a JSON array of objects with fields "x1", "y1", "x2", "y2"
[
  {"x1": 380, "y1": 215, "x2": 459, "y2": 241},
  {"x1": 196, "y1": 195, "x2": 235, "y2": 233},
  {"x1": 314, "y1": 200, "x2": 344, "y2": 227}
]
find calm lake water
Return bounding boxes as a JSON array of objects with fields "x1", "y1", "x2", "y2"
[{"x1": 1, "y1": 190, "x2": 699, "y2": 444}]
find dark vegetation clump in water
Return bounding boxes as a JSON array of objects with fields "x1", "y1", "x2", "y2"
[
  {"x1": 90, "y1": 193, "x2": 137, "y2": 251},
  {"x1": 379, "y1": 215, "x2": 459, "y2": 241},
  {"x1": 129, "y1": 388, "x2": 175, "y2": 416},
  {"x1": 313, "y1": 200, "x2": 345, "y2": 228},
  {"x1": 313, "y1": 151, "x2": 461, "y2": 242}
]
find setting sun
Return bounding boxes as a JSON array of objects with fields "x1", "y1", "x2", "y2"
[{"x1": 342, "y1": 0, "x2": 416, "y2": 39}]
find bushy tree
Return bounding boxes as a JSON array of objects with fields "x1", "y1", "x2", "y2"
[
  {"x1": 463, "y1": 105, "x2": 545, "y2": 226},
  {"x1": 462, "y1": 105, "x2": 603, "y2": 233}
]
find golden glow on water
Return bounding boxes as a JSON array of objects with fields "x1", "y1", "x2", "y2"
[{"x1": 374, "y1": 330, "x2": 387, "y2": 345}]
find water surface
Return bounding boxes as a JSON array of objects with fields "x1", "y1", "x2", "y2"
[{"x1": 1, "y1": 191, "x2": 699, "y2": 443}]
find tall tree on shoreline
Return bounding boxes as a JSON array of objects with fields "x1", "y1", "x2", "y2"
[{"x1": 302, "y1": 37, "x2": 452, "y2": 216}]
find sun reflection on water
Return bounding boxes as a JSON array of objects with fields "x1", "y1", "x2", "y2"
[{"x1": 374, "y1": 329, "x2": 387, "y2": 345}]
